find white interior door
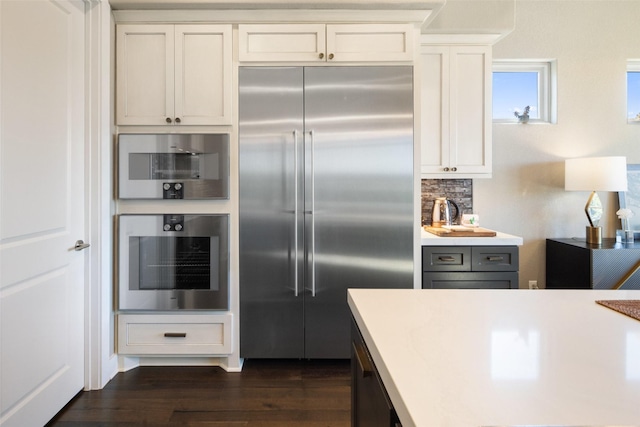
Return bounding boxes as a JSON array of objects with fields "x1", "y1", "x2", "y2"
[{"x1": 0, "y1": 1, "x2": 87, "y2": 426}]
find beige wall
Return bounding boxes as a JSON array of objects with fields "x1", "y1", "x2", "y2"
[{"x1": 474, "y1": 0, "x2": 640, "y2": 287}]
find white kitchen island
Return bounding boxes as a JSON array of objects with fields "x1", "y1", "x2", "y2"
[{"x1": 348, "y1": 288, "x2": 640, "y2": 427}]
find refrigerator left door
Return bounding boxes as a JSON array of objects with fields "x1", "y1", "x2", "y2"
[{"x1": 239, "y1": 67, "x2": 305, "y2": 358}]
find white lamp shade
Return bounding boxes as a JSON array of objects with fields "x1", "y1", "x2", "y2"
[{"x1": 565, "y1": 156, "x2": 628, "y2": 192}]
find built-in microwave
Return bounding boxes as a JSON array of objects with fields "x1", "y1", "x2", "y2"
[
  {"x1": 118, "y1": 133, "x2": 229, "y2": 200},
  {"x1": 118, "y1": 214, "x2": 229, "y2": 310}
]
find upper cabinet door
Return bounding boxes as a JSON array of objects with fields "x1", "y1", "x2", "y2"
[
  {"x1": 326, "y1": 24, "x2": 414, "y2": 62},
  {"x1": 420, "y1": 44, "x2": 492, "y2": 178},
  {"x1": 116, "y1": 24, "x2": 232, "y2": 126},
  {"x1": 116, "y1": 25, "x2": 175, "y2": 126},
  {"x1": 175, "y1": 25, "x2": 232, "y2": 125},
  {"x1": 238, "y1": 24, "x2": 413, "y2": 63},
  {"x1": 238, "y1": 24, "x2": 326, "y2": 62}
]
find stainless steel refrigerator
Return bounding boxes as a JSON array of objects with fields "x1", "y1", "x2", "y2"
[{"x1": 239, "y1": 66, "x2": 414, "y2": 359}]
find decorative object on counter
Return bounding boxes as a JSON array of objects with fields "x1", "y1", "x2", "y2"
[
  {"x1": 618, "y1": 163, "x2": 640, "y2": 239},
  {"x1": 423, "y1": 226, "x2": 497, "y2": 237},
  {"x1": 565, "y1": 156, "x2": 628, "y2": 245},
  {"x1": 430, "y1": 197, "x2": 459, "y2": 227},
  {"x1": 596, "y1": 300, "x2": 640, "y2": 322},
  {"x1": 421, "y1": 179, "x2": 472, "y2": 225},
  {"x1": 616, "y1": 208, "x2": 635, "y2": 243},
  {"x1": 514, "y1": 105, "x2": 530, "y2": 123},
  {"x1": 461, "y1": 213, "x2": 480, "y2": 227}
]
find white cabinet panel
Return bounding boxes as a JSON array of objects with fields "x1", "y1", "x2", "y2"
[
  {"x1": 116, "y1": 24, "x2": 232, "y2": 126},
  {"x1": 238, "y1": 24, "x2": 326, "y2": 62},
  {"x1": 239, "y1": 23, "x2": 413, "y2": 62},
  {"x1": 175, "y1": 25, "x2": 232, "y2": 125},
  {"x1": 420, "y1": 47, "x2": 448, "y2": 173},
  {"x1": 116, "y1": 25, "x2": 174, "y2": 125},
  {"x1": 420, "y1": 44, "x2": 492, "y2": 178},
  {"x1": 118, "y1": 314, "x2": 233, "y2": 355},
  {"x1": 327, "y1": 24, "x2": 413, "y2": 62}
]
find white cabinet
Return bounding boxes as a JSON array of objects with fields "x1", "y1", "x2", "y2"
[
  {"x1": 238, "y1": 23, "x2": 414, "y2": 62},
  {"x1": 116, "y1": 24, "x2": 232, "y2": 126},
  {"x1": 117, "y1": 314, "x2": 233, "y2": 355},
  {"x1": 420, "y1": 43, "x2": 492, "y2": 178}
]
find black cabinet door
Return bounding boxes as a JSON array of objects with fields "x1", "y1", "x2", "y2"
[
  {"x1": 351, "y1": 319, "x2": 401, "y2": 427},
  {"x1": 422, "y1": 272, "x2": 518, "y2": 289}
]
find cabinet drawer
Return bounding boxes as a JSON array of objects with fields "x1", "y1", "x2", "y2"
[
  {"x1": 118, "y1": 314, "x2": 232, "y2": 355},
  {"x1": 422, "y1": 247, "x2": 471, "y2": 271},
  {"x1": 422, "y1": 272, "x2": 518, "y2": 289},
  {"x1": 471, "y1": 246, "x2": 519, "y2": 272}
]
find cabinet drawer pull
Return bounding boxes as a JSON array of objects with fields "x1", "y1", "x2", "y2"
[
  {"x1": 487, "y1": 256, "x2": 504, "y2": 262},
  {"x1": 438, "y1": 256, "x2": 456, "y2": 262},
  {"x1": 164, "y1": 332, "x2": 187, "y2": 338},
  {"x1": 353, "y1": 342, "x2": 373, "y2": 378}
]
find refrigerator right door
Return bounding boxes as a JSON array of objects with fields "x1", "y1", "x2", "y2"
[{"x1": 303, "y1": 66, "x2": 414, "y2": 358}]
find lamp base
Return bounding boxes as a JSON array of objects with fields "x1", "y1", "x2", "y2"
[{"x1": 586, "y1": 226, "x2": 602, "y2": 245}]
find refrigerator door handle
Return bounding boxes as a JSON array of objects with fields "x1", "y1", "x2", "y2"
[
  {"x1": 293, "y1": 130, "x2": 299, "y2": 297},
  {"x1": 310, "y1": 130, "x2": 316, "y2": 297}
]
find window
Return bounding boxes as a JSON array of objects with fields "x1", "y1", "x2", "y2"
[
  {"x1": 628, "y1": 60, "x2": 640, "y2": 123},
  {"x1": 493, "y1": 61, "x2": 555, "y2": 123}
]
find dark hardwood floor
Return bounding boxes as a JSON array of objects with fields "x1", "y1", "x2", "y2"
[{"x1": 47, "y1": 359, "x2": 351, "y2": 427}]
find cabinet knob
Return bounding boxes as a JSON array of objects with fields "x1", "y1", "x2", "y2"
[
  {"x1": 166, "y1": 117, "x2": 172, "y2": 123},
  {"x1": 318, "y1": 52, "x2": 325, "y2": 59},
  {"x1": 328, "y1": 53, "x2": 334, "y2": 60},
  {"x1": 451, "y1": 167, "x2": 457, "y2": 172},
  {"x1": 175, "y1": 117, "x2": 181, "y2": 124},
  {"x1": 443, "y1": 167, "x2": 450, "y2": 172}
]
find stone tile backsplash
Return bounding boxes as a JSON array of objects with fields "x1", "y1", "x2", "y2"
[{"x1": 421, "y1": 179, "x2": 473, "y2": 226}]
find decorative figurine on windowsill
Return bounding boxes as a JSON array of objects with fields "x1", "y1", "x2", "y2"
[{"x1": 514, "y1": 106, "x2": 530, "y2": 123}]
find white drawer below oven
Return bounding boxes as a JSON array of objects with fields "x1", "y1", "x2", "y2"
[{"x1": 117, "y1": 314, "x2": 232, "y2": 355}]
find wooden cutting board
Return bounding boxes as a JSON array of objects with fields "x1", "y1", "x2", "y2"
[{"x1": 424, "y1": 226, "x2": 497, "y2": 237}]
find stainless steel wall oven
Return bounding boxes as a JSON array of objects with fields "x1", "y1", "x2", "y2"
[
  {"x1": 118, "y1": 133, "x2": 229, "y2": 200},
  {"x1": 118, "y1": 214, "x2": 229, "y2": 310}
]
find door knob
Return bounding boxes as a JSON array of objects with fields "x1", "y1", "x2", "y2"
[{"x1": 74, "y1": 240, "x2": 90, "y2": 251}]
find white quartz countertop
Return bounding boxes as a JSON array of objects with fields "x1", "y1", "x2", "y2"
[
  {"x1": 420, "y1": 227, "x2": 523, "y2": 246},
  {"x1": 348, "y1": 288, "x2": 640, "y2": 427}
]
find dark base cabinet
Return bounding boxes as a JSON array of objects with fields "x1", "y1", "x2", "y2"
[
  {"x1": 423, "y1": 271, "x2": 518, "y2": 289},
  {"x1": 422, "y1": 246, "x2": 519, "y2": 289},
  {"x1": 546, "y1": 238, "x2": 640, "y2": 289},
  {"x1": 351, "y1": 318, "x2": 401, "y2": 427}
]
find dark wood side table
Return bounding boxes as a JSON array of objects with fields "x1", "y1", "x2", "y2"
[{"x1": 546, "y1": 238, "x2": 640, "y2": 289}]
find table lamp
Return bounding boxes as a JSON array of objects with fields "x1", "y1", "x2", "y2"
[{"x1": 565, "y1": 156, "x2": 628, "y2": 244}]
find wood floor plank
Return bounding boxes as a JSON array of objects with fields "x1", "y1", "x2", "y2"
[{"x1": 47, "y1": 359, "x2": 351, "y2": 426}]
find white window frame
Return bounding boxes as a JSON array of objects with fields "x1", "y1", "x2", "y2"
[
  {"x1": 627, "y1": 60, "x2": 640, "y2": 124},
  {"x1": 492, "y1": 60, "x2": 556, "y2": 124}
]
